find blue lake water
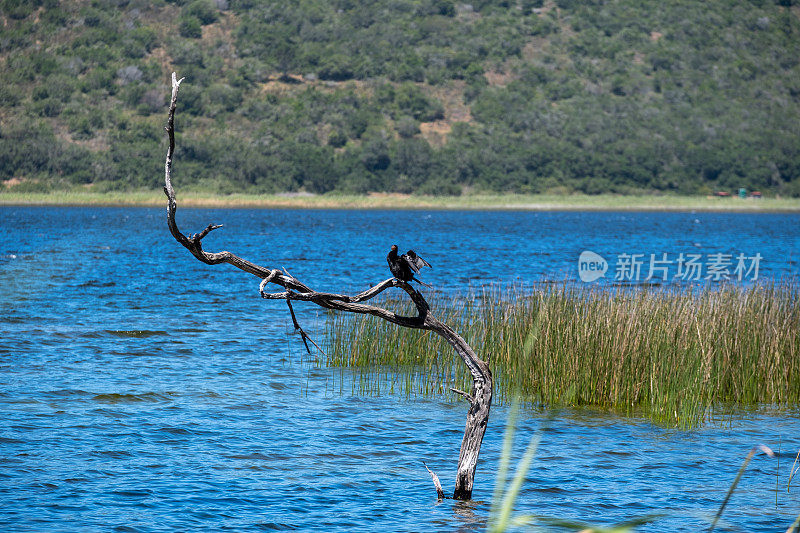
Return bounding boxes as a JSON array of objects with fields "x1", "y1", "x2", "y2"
[{"x1": 1, "y1": 206, "x2": 799, "y2": 532}]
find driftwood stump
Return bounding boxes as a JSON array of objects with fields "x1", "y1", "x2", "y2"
[{"x1": 162, "y1": 73, "x2": 492, "y2": 500}]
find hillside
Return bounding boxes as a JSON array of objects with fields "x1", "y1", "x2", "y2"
[{"x1": 1, "y1": 0, "x2": 799, "y2": 197}]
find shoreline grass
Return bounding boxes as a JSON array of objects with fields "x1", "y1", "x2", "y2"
[
  {"x1": 322, "y1": 283, "x2": 799, "y2": 428},
  {"x1": 1, "y1": 190, "x2": 800, "y2": 212}
]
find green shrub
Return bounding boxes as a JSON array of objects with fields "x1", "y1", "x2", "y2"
[
  {"x1": 1, "y1": 0, "x2": 38, "y2": 20},
  {"x1": 204, "y1": 82, "x2": 242, "y2": 113},
  {"x1": 31, "y1": 98, "x2": 63, "y2": 117},
  {"x1": 327, "y1": 128, "x2": 348, "y2": 148},
  {"x1": 179, "y1": 16, "x2": 202, "y2": 38},
  {"x1": 394, "y1": 82, "x2": 444, "y2": 121},
  {"x1": 360, "y1": 131, "x2": 392, "y2": 172},
  {"x1": 183, "y1": 0, "x2": 218, "y2": 25},
  {"x1": 317, "y1": 54, "x2": 355, "y2": 81},
  {"x1": 0, "y1": 86, "x2": 20, "y2": 106},
  {"x1": 5, "y1": 180, "x2": 54, "y2": 193},
  {"x1": 121, "y1": 84, "x2": 146, "y2": 107},
  {"x1": 67, "y1": 115, "x2": 93, "y2": 139},
  {"x1": 80, "y1": 68, "x2": 115, "y2": 94},
  {"x1": 396, "y1": 116, "x2": 420, "y2": 138}
]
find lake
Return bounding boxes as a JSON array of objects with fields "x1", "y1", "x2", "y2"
[{"x1": 1, "y1": 206, "x2": 799, "y2": 531}]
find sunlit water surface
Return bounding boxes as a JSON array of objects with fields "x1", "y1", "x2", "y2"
[{"x1": 1, "y1": 207, "x2": 798, "y2": 531}]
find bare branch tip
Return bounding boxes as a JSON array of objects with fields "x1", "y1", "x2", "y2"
[
  {"x1": 423, "y1": 461, "x2": 445, "y2": 501},
  {"x1": 171, "y1": 72, "x2": 185, "y2": 87}
]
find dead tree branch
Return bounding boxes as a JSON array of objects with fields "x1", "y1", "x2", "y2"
[
  {"x1": 424, "y1": 462, "x2": 445, "y2": 501},
  {"x1": 285, "y1": 298, "x2": 326, "y2": 356},
  {"x1": 162, "y1": 72, "x2": 492, "y2": 500}
]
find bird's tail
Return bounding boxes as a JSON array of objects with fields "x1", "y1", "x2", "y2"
[{"x1": 412, "y1": 278, "x2": 433, "y2": 288}]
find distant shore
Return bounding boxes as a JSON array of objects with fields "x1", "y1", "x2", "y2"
[{"x1": 1, "y1": 190, "x2": 799, "y2": 212}]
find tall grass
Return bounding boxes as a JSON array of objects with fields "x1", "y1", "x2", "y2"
[
  {"x1": 322, "y1": 283, "x2": 799, "y2": 427},
  {"x1": 2, "y1": 190, "x2": 799, "y2": 211}
]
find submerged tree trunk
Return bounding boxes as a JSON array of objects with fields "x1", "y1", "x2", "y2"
[
  {"x1": 162, "y1": 73, "x2": 492, "y2": 500},
  {"x1": 433, "y1": 320, "x2": 493, "y2": 500}
]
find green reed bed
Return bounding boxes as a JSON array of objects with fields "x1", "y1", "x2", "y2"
[{"x1": 322, "y1": 283, "x2": 799, "y2": 427}]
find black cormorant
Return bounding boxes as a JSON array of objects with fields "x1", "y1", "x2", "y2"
[{"x1": 387, "y1": 245, "x2": 431, "y2": 283}]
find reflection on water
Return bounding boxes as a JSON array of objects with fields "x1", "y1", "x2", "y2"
[{"x1": 0, "y1": 206, "x2": 798, "y2": 531}]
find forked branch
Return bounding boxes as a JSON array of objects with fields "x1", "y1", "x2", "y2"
[{"x1": 162, "y1": 72, "x2": 492, "y2": 500}]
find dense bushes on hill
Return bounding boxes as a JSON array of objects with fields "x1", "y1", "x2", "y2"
[{"x1": 0, "y1": 0, "x2": 799, "y2": 196}]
